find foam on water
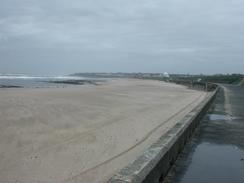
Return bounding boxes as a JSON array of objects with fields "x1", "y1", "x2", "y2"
[
  {"x1": 0, "y1": 74, "x2": 87, "y2": 88},
  {"x1": 0, "y1": 74, "x2": 83, "y2": 80}
]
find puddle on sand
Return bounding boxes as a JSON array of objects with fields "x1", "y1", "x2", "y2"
[{"x1": 174, "y1": 143, "x2": 244, "y2": 183}]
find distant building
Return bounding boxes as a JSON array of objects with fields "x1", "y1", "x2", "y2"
[{"x1": 163, "y1": 72, "x2": 170, "y2": 78}]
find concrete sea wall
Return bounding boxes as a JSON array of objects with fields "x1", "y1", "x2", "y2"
[{"x1": 108, "y1": 87, "x2": 219, "y2": 183}]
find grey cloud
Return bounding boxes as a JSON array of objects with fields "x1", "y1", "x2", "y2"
[{"x1": 0, "y1": 0, "x2": 244, "y2": 74}]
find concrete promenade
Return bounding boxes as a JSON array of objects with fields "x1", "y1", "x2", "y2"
[{"x1": 165, "y1": 84, "x2": 244, "y2": 183}]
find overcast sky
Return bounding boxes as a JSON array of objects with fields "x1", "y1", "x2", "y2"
[{"x1": 1, "y1": 0, "x2": 244, "y2": 74}]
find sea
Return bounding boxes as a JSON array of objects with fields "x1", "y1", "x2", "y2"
[{"x1": 0, "y1": 74, "x2": 90, "y2": 88}]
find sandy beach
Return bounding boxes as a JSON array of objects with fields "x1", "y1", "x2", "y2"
[{"x1": 0, "y1": 79, "x2": 207, "y2": 183}]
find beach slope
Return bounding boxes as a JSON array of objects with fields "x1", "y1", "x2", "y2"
[{"x1": 0, "y1": 79, "x2": 207, "y2": 183}]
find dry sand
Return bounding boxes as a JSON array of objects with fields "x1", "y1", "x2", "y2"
[{"x1": 0, "y1": 79, "x2": 207, "y2": 183}]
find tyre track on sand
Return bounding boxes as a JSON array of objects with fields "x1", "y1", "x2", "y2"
[{"x1": 63, "y1": 92, "x2": 207, "y2": 183}]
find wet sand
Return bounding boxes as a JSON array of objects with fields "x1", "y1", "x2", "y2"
[{"x1": 0, "y1": 79, "x2": 207, "y2": 183}]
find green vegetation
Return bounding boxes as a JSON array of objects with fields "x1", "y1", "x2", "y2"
[
  {"x1": 169, "y1": 74, "x2": 243, "y2": 84},
  {"x1": 71, "y1": 72, "x2": 243, "y2": 85}
]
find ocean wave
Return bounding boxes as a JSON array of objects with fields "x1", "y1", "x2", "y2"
[{"x1": 0, "y1": 74, "x2": 83, "y2": 80}]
